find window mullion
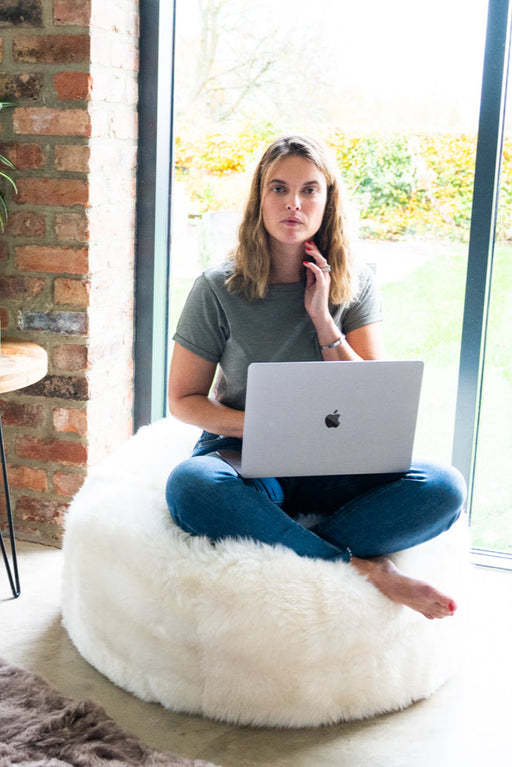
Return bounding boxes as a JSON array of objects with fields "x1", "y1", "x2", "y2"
[{"x1": 452, "y1": 0, "x2": 512, "y2": 513}]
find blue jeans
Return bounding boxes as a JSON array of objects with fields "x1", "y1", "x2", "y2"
[{"x1": 166, "y1": 432, "x2": 466, "y2": 563}]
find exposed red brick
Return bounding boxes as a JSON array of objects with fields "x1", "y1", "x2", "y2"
[
  {"x1": 54, "y1": 0, "x2": 91, "y2": 27},
  {"x1": 17, "y1": 496, "x2": 68, "y2": 525},
  {"x1": 14, "y1": 178, "x2": 88, "y2": 206},
  {"x1": 53, "y1": 211, "x2": 88, "y2": 241},
  {"x1": 26, "y1": 373, "x2": 89, "y2": 399},
  {"x1": 54, "y1": 144, "x2": 90, "y2": 172},
  {"x1": 18, "y1": 312, "x2": 88, "y2": 337},
  {"x1": 52, "y1": 344, "x2": 89, "y2": 372},
  {"x1": 13, "y1": 35, "x2": 90, "y2": 65},
  {"x1": 0, "y1": 73, "x2": 43, "y2": 100},
  {"x1": 0, "y1": 399, "x2": 44, "y2": 428},
  {"x1": 51, "y1": 438, "x2": 88, "y2": 466},
  {"x1": 54, "y1": 72, "x2": 93, "y2": 101},
  {"x1": 54, "y1": 277, "x2": 91, "y2": 306},
  {"x1": 2, "y1": 210, "x2": 46, "y2": 237},
  {"x1": 2, "y1": 0, "x2": 137, "y2": 548},
  {"x1": 53, "y1": 406, "x2": 87, "y2": 435},
  {"x1": 16, "y1": 435, "x2": 88, "y2": 466},
  {"x1": 0, "y1": 142, "x2": 45, "y2": 170},
  {"x1": 0, "y1": 1, "x2": 43, "y2": 27},
  {"x1": 3, "y1": 464, "x2": 48, "y2": 492},
  {"x1": 15, "y1": 245, "x2": 89, "y2": 274},
  {"x1": 0, "y1": 274, "x2": 46, "y2": 299},
  {"x1": 52, "y1": 470, "x2": 85, "y2": 497},
  {"x1": 13, "y1": 107, "x2": 91, "y2": 137}
]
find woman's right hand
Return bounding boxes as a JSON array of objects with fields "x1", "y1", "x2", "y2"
[
  {"x1": 168, "y1": 343, "x2": 245, "y2": 438},
  {"x1": 303, "y1": 240, "x2": 332, "y2": 326}
]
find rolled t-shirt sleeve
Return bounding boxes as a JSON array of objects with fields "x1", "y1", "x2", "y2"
[
  {"x1": 339, "y1": 264, "x2": 383, "y2": 334},
  {"x1": 173, "y1": 274, "x2": 229, "y2": 362}
]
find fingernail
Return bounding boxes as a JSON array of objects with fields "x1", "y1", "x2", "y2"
[{"x1": 449, "y1": 602, "x2": 455, "y2": 613}]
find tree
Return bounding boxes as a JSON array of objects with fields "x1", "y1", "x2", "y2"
[
  {"x1": 175, "y1": 0, "x2": 333, "y2": 125},
  {"x1": 176, "y1": 0, "x2": 279, "y2": 122}
]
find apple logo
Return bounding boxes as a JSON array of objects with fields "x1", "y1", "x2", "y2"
[{"x1": 325, "y1": 409, "x2": 341, "y2": 429}]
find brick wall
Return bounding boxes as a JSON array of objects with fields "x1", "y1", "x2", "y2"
[{"x1": 0, "y1": 0, "x2": 139, "y2": 545}]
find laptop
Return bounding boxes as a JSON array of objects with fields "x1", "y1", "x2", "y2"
[{"x1": 218, "y1": 360, "x2": 423, "y2": 478}]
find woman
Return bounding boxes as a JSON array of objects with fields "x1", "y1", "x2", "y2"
[{"x1": 166, "y1": 134, "x2": 466, "y2": 620}]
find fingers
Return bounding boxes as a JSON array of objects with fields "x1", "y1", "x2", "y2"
[
  {"x1": 303, "y1": 241, "x2": 331, "y2": 321},
  {"x1": 304, "y1": 240, "x2": 324, "y2": 266},
  {"x1": 303, "y1": 241, "x2": 330, "y2": 278}
]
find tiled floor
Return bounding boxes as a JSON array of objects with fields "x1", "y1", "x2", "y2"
[{"x1": 1, "y1": 541, "x2": 511, "y2": 767}]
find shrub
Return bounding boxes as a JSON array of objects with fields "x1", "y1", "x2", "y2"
[{"x1": 173, "y1": 125, "x2": 512, "y2": 242}]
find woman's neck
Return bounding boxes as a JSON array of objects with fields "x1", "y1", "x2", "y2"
[{"x1": 268, "y1": 242, "x2": 305, "y2": 284}]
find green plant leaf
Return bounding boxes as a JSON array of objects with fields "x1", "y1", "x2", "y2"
[
  {"x1": 0, "y1": 101, "x2": 18, "y2": 229},
  {"x1": 0, "y1": 153, "x2": 16, "y2": 169},
  {"x1": 0, "y1": 169, "x2": 17, "y2": 192},
  {"x1": 0, "y1": 193, "x2": 8, "y2": 232}
]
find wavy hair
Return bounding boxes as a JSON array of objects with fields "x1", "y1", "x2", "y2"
[{"x1": 227, "y1": 134, "x2": 359, "y2": 305}]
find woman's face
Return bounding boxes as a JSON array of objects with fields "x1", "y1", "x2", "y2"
[{"x1": 261, "y1": 155, "x2": 328, "y2": 249}]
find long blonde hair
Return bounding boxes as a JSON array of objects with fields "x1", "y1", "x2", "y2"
[{"x1": 227, "y1": 134, "x2": 359, "y2": 305}]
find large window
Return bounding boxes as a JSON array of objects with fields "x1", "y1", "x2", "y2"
[
  {"x1": 170, "y1": 0, "x2": 487, "y2": 455},
  {"x1": 136, "y1": 0, "x2": 511, "y2": 564},
  {"x1": 470, "y1": 45, "x2": 512, "y2": 558}
]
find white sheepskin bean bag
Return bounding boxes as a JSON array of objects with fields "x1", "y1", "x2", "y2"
[{"x1": 62, "y1": 417, "x2": 469, "y2": 728}]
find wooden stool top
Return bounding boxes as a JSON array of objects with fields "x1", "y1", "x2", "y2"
[{"x1": 0, "y1": 339, "x2": 48, "y2": 395}]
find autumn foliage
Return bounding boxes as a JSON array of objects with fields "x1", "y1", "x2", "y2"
[{"x1": 174, "y1": 126, "x2": 512, "y2": 241}]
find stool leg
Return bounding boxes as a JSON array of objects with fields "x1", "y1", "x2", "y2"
[{"x1": 0, "y1": 414, "x2": 20, "y2": 599}]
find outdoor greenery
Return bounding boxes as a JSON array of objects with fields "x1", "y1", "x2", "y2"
[
  {"x1": 174, "y1": 124, "x2": 492, "y2": 241},
  {"x1": 382, "y1": 245, "x2": 466, "y2": 366},
  {"x1": 383, "y1": 243, "x2": 512, "y2": 553}
]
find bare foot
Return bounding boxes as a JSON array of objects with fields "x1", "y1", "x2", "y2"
[{"x1": 351, "y1": 555, "x2": 457, "y2": 620}]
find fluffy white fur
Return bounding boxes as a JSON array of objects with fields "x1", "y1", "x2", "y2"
[{"x1": 61, "y1": 417, "x2": 469, "y2": 728}]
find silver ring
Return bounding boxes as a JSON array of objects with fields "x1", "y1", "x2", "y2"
[{"x1": 321, "y1": 265, "x2": 331, "y2": 273}]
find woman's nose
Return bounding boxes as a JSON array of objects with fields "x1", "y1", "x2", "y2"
[{"x1": 286, "y1": 194, "x2": 300, "y2": 210}]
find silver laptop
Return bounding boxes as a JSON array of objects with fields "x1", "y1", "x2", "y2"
[{"x1": 219, "y1": 360, "x2": 423, "y2": 477}]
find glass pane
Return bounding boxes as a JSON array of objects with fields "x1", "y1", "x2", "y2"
[
  {"x1": 470, "y1": 64, "x2": 512, "y2": 554},
  {"x1": 170, "y1": 0, "x2": 487, "y2": 466}
]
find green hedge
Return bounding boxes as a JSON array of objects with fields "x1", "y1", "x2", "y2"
[{"x1": 174, "y1": 126, "x2": 512, "y2": 242}]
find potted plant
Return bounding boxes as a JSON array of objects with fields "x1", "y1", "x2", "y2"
[{"x1": 0, "y1": 100, "x2": 17, "y2": 233}]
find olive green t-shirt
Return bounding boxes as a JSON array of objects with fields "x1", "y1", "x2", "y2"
[{"x1": 173, "y1": 260, "x2": 383, "y2": 411}]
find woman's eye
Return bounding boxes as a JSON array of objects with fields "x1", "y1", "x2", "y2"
[
  {"x1": 271, "y1": 185, "x2": 285, "y2": 193},
  {"x1": 304, "y1": 187, "x2": 317, "y2": 195}
]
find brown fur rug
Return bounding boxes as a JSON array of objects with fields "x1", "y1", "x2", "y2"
[{"x1": 0, "y1": 658, "x2": 220, "y2": 767}]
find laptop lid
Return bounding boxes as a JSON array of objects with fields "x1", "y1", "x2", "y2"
[{"x1": 239, "y1": 360, "x2": 424, "y2": 478}]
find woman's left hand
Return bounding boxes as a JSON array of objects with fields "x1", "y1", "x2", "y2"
[{"x1": 303, "y1": 240, "x2": 331, "y2": 324}]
